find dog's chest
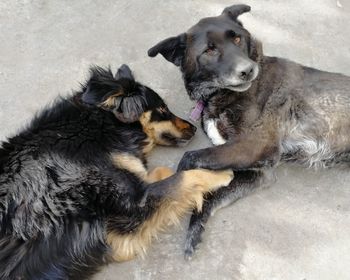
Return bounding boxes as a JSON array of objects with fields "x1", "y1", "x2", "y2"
[
  {"x1": 202, "y1": 98, "x2": 247, "y2": 146},
  {"x1": 203, "y1": 118, "x2": 227, "y2": 146}
]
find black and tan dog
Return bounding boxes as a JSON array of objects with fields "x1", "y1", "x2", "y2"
[
  {"x1": 149, "y1": 4, "x2": 350, "y2": 258},
  {"x1": 0, "y1": 64, "x2": 233, "y2": 279}
]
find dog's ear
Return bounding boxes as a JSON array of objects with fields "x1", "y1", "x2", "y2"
[
  {"x1": 222, "y1": 4, "x2": 251, "y2": 21},
  {"x1": 108, "y1": 92, "x2": 147, "y2": 123},
  {"x1": 86, "y1": 87, "x2": 147, "y2": 123},
  {"x1": 115, "y1": 64, "x2": 134, "y2": 80},
  {"x1": 148, "y1": 33, "x2": 187, "y2": 66},
  {"x1": 81, "y1": 66, "x2": 146, "y2": 123},
  {"x1": 81, "y1": 67, "x2": 122, "y2": 106}
]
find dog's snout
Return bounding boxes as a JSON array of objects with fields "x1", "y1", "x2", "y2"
[
  {"x1": 182, "y1": 121, "x2": 197, "y2": 141},
  {"x1": 239, "y1": 65, "x2": 254, "y2": 81},
  {"x1": 187, "y1": 121, "x2": 197, "y2": 135},
  {"x1": 173, "y1": 117, "x2": 197, "y2": 139}
]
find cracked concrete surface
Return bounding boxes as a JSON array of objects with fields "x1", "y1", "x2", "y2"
[{"x1": 1, "y1": 1, "x2": 350, "y2": 279}]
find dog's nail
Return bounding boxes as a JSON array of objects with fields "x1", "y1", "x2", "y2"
[{"x1": 184, "y1": 250, "x2": 193, "y2": 261}]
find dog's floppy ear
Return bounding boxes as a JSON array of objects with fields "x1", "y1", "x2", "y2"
[
  {"x1": 115, "y1": 64, "x2": 134, "y2": 80},
  {"x1": 148, "y1": 33, "x2": 187, "y2": 66},
  {"x1": 81, "y1": 66, "x2": 146, "y2": 123},
  {"x1": 108, "y1": 92, "x2": 147, "y2": 123},
  {"x1": 222, "y1": 4, "x2": 251, "y2": 21},
  {"x1": 81, "y1": 66, "x2": 122, "y2": 106}
]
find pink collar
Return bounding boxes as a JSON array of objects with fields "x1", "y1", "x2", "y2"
[{"x1": 189, "y1": 100, "x2": 205, "y2": 122}]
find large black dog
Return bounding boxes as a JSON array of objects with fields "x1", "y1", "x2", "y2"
[
  {"x1": 0, "y1": 64, "x2": 233, "y2": 279},
  {"x1": 149, "y1": 4, "x2": 350, "y2": 259}
]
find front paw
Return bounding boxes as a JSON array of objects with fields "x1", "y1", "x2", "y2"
[
  {"x1": 184, "y1": 244, "x2": 196, "y2": 261},
  {"x1": 206, "y1": 169, "x2": 234, "y2": 192},
  {"x1": 217, "y1": 169, "x2": 234, "y2": 187},
  {"x1": 177, "y1": 151, "x2": 200, "y2": 171}
]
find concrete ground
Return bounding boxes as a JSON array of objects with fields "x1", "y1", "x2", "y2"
[{"x1": 1, "y1": 0, "x2": 350, "y2": 279}]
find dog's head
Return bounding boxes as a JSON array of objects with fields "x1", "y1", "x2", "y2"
[
  {"x1": 81, "y1": 65, "x2": 196, "y2": 146},
  {"x1": 148, "y1": 4, "x2": 262, "y2": 101}
]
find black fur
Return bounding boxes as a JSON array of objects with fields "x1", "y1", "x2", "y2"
[{"x1": 0, "y1": 65, "x2": 194, "y2": 279}]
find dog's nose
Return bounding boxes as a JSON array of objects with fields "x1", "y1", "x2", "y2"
[{"x1": 239, "y1": 65, "x2": 254, "y2": 81}]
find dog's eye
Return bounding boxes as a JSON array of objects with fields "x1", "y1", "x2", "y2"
[
  {"x1": 233, "y1": 36, "x2": 241, "y2": 45},
  {"x1": 204, "y1": 43, "x2": 218, "y2": 56},
  {"x1": 162, "y1": 133, "x2": 177, "y2": 142},
  {"x1": 157, "y1": 106, "x2": 168, "y2": 114},
  {"x1": 226, "y1": 30, "x2": 241, "y2": 45}
]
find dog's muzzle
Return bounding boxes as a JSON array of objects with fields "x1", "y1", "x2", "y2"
[{"x1": 224, "y1": 62, "x2": 259, "y2": 92}]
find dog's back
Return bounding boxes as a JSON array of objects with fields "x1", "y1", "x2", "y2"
[{"x1": 0, "y1": 98, "x2": 117, "y2": 279}]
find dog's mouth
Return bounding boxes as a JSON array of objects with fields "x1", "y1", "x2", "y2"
[
  {"x1": 187, "y1": 81, "x2": 252, "y2": 104},
  {"x1": 186, "y1": 82, "x2": 220, "y2": 102},
  {"x1": 186, "y1": 70, "x2": 257, "y2": 102},
  {"x1": 187, "y1": 79, "x2": 254, "y2": 121},
  {"x1": 222, "y1": 64, "x2": 259, "y2": 92},
  {"x1": 225, "y1": 81, "x2": 252, "y2": 92},
  {"x1": 176, "y1": 138, "x2": 194, "y2": 147},
  {"x1": 161, "y1": 132, "x2": 195, "y2": 147}
]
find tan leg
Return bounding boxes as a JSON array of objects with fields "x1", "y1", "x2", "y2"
[
  {"x1": 107, "y1": 168, "x2": 233, "y2": 262},
  {"x1": 182, "y1": 169, "x2": 234, "y2": 193},
  {"x1": 145, "y1": 166, "x2": 174, "y2": 183},
  {"x1": 111, "y1": 153, "x2": 148, "y2": 179},
  {"x1": 107, "y1": 166, "x2": 174, "y2": 262}
]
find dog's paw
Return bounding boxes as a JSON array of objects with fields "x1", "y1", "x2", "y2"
[
  {"x1": 177, "y1": 151, "x2": 199, "y2": 171},
  {"x1": 184, "y1": 246, "x2": 195, "y2": 261},
  {"x1": 216, "y1": 169, "x2": 234, "y2": 187},
  {"x1": 183, "y1": 223, "x2": 204, "y2": 261},
  {"x1": 204, "y1": 169, "x2": 234, "y2": 192},
  {"x1": 184, "y1": 234, "x2": 198, "y2": 261}
]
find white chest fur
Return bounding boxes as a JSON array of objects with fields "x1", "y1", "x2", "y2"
[{"x1": 204, "y1": 119, "x2": 227, "y2": 146}]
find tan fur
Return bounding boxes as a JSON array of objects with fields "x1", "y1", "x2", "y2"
[
  {"x1": 111, "y1": 153, "x2": 148, "y2": 180},
  {"x1": 139, "y1": 111, "x2": 183, "y2": 145},
  {"x1": 107, "y1": 169, "x2": 233, "y2": 262},
  {"x1": 174, "y1": 117, "x2": 190, "y2": 130},
  {"x1": 142, "y1": 138, "x2": 155, "y2": 155},
  {"x1": 145, "y1": 166, "x2": 174, "y2": 183},
  {"x1": 111, "y1": 153, "x2": 174, "y2": 181}
]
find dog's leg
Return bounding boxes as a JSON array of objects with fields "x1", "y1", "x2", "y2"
[
  {"x1": 112, "y1": 153, "x2": 175, "y2": 183},
  {"x1": 145, "y1": 166, "x2": 174, "y2": 183},
  {"x1": 184, "y1": 170, "x2": 263, "y2": 260},
  {"x1": 177, "y1": 123, "x2": 280, "y2": 171},
  {"x1": 107, "y1": 168, "x2": 234, "y2": 262},
  {"x1": 142, "y1": 168, "x2": 235, "y2": 209},
  {"x1": 111, "y1": 152, "x2": 148, "y2": 179}
]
